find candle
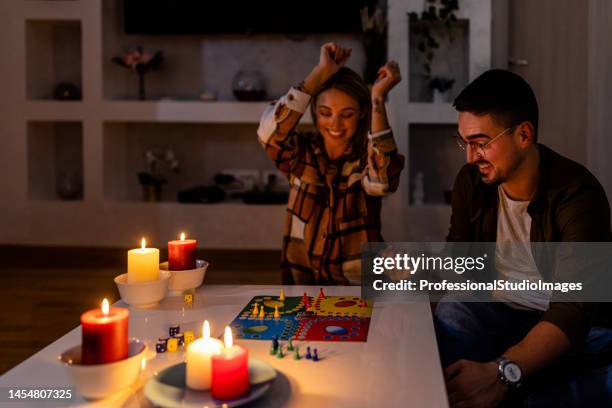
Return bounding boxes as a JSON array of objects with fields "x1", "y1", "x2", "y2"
[
  {"x1": 168, "y1": 232, "x2": 197, "y2": 270},
  {"x1": 186, "y1": 321, "x2": 223, "y2": 390},
  {"x1": 211, "y1": 327, "x2": 250, "y2": 400},
  {"x1": 127, "y1": 238, "x2": 159, "y2": 283},
  {"x1": 81, "y1": 299, "x2": 129, "y2": 365}
]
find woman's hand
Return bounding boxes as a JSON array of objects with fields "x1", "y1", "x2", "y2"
[
  {"x1": 316, "y1": 43, "x2": 352, "y2": 83},
  {"x1": 371, "y1": 61, "x2": 401, "y2": 99}
]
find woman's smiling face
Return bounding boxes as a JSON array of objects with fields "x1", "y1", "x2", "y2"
[{"x1": 315, "y1": 88, "x2": 361, "y2": 154}]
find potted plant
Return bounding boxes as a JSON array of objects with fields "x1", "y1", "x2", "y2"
[
  {"x1": 112, "y1": 46, "x2": 163, "y2": 100},
  {"x1": 138, "y1": 148, "x2": 179, "y2": 202},
  {"x1": 361, "y1": 4, "x2": 387, "y2": 85},
  {"x1": 429, "y1": 76, "x2": 455, "y2": 103},
  {"x1": 409, "y1": 0, "x2": 460, "y2": 101}
]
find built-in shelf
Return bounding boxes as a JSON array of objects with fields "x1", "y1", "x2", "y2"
[
  {"x1": 27, "y1": 121, "x2": 84, "y2": 201},
  {"x1": 26, "y1": 19, "x2": 82, "y2": 101}
]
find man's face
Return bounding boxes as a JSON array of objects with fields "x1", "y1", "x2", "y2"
[{"x1": 457, "y1": 112, "x2": 523, "y2": 185}]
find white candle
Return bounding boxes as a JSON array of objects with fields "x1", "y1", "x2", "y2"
[
  {"x1": 127, "y1": 238, "x2": 159, "y2": 283},
  {"x1": 186, "y1": 321, "x2": 223, "y2": 390}
]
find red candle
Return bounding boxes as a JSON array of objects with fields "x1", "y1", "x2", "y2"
[
  {"x1": 81, "y1": 299, "x2": 129, "y2": 365},
  {"x1": 211, "y1": 327, "x2": 250, "y2": 400},
  {"x1": 168, "y1": 232, "x2": 197, "y2": 270}
]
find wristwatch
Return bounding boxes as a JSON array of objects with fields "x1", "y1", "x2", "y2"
[{"x1": 495, "y1": 357, "x2": 523, "y2": 388}]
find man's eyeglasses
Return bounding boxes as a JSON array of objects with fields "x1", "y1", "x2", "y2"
[{"x1": 453, "y1": 125, "x2": 517, "y2": 157}]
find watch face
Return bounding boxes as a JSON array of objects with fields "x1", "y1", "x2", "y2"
[{"x1": 503, "y1": 363, "x2": 522, "y2": 383}]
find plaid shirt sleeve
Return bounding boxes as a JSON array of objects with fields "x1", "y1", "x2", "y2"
[
  {"x1": 257, "y1": 87, "x2": 311, "y2": 178},
  {"x1": 362, "y1": 129, "x2": 405, "y2": 196}
]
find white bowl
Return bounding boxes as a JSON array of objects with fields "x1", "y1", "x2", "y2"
[
  {"x1": 159, "y1": 259, "x2": 208, "y2": 294},
  {"x1": 114, "y1": 270, "x2": 171, "y2": 308},
  {"x1": 59, "y1": 339, "x2": 147, "y2": 399}
]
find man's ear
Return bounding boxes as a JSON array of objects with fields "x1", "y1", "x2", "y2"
[{"x1": 517, "y1": 122, "x2": 535, "y2": 145}]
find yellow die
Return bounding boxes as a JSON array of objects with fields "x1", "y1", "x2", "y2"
[
  {"x1": 184, "y1": 331, "x2": 195, "y2": 346},
  {"x1": 167, "y1": 338, "x2": 179, "y2": 352},
  {"x1": 184, "y1": 293, "x2": 193, "y2": 303}
]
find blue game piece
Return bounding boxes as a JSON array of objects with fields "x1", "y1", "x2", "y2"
[
  {"x1": 305, "y1": 346, "x2": 312, "y2": 359},
  {"x1": 272, "y1": 336, "x2": 279, "y2": 350},
  {"x1": 169, "y1": 325, "x2": 180, "y2": 337},
  {"x1": 312, "y1": 348, "x2": 319, "y2": 362}
]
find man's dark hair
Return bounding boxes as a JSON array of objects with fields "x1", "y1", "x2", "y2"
[{"x1": 453, "y1": 69, "x2": 539, "y2": 141}]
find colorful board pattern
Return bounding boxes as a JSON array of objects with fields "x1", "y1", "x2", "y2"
[{"x1": 230, "y1": 295, "x2": 373, "y2": 342}]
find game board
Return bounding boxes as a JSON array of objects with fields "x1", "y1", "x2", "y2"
[{"x1": 230, "y1": 294, "x2": 373, "y2": 342}]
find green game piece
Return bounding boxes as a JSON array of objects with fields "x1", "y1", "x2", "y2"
[
  {"x1": 293, "y1": 346, "x2": 300, "y2": 360},
  {"x1": 269, "y1": 345, "x2": 277, "y2": 355},
  {"x1": 287, "y1": 338, "x2": 294, "y2": 351},
  {"x1": 276, "y1": 348, "x2": 284, "y2": 358}
]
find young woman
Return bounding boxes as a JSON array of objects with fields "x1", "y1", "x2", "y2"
[{"x1": 258, "y1": 43, "x2": 404, "y2": 285}]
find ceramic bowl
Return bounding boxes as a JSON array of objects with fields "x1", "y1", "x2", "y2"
[
  {"x1": 114, "y1": 270, "x2": 171, "y2": 308},
  {"x1": 58, "y1": 338, "x2": 147, "y2": 399},
  {"x1": 159, "y1": 259, "x2": 208, "y2": 294}
]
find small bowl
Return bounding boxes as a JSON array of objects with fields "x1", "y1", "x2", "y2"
[
  {"x1": 114, "y1": 270, "x2": 171, "y2": 308},
  {"x1": 59, "y1": 338, "x2": 147, "y2": 399},
  {"x1": 160, "y1": 259, "x2": 208, "y2": 294}
]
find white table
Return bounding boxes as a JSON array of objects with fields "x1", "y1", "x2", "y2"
[{"x1": 0, "y1": 285, "x2": 448, "y2": 408}]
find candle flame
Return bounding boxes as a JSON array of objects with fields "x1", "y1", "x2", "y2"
[
  {"x1": 141, "y1": 357, "x2": 146, "y2": 371},
  {"x1": 180, "y1": 232, "x2": 186, "y2": 241},
  {"x1": 141, "y1": 238, "x2": 146, "y2": 249},
  {"x1": 224, "y1": 326, "x2": 233, "y2": 348},
  {"x1": 101, "y1": 298, "x2": 109, "y2": 315},
  {"x1": 203, "y1": 320, "x2": 210, "y2": 340}
]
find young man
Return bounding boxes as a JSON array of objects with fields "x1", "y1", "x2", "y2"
[{"x1": 436, "y1": 69, "x2": 612, "y2": 407}]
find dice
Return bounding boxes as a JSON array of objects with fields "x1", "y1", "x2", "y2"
[
  {"x1": 184, "y1": 331, "x2": 195, "y2": 346},
  {"x1": 169, "y1": 325, "x2": 180, "y2": 337},
  {"x1": 183, "y1": 293, "x2": 194, "y2": 304},
  {"x1": 167, "y1": 338, "x2": 179, "y2": 352},
  {"x1": 156, "y1": 338, "x2": 168, "y2": 353}
]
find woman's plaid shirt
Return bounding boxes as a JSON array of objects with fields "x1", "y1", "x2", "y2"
[{"x1": 257, "y1": 87, "x2": 404, "y2": 285}]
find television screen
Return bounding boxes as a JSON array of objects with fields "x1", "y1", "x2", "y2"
[{"x1": 123, "y1": 0, "x2": 376, "y2": 35}]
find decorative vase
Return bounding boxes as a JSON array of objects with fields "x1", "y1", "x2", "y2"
[
  {"x1": 232, "y1": 70, "x2": 267, "y2": 101},
  {"x1": 433, "y1": 89, "x2": 451, "y2": 104}
]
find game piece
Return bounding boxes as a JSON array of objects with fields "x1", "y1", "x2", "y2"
[
  {"x1": 305, "y1": 346, "x2": 312, "y2": 359},
  {"x1": 287, "y1": 338, "x2": 294, "y2": 351},
  {"x1": 258, "y1": 307, "x2": 265, "y2": 319},
  {"x1": 274, "y1": 305, "x2": 280, "y2": 319},
  {"x1": 173, "y1": 333, "x2": 185, "y2": 346},
  {"x1": 302, "y1": 292, "x2": 308, "y2": 306},
  {"x1": 279, "y1": 289, "x2": 285, "y2": 301},
  {"x1": 167, "y1": 338, "x2": 179, "y2": 352},
  {"x1": 252, "y1": 303, "x2": 259, "y2": 316},
  {"x1": 155, "y1": 341, "x2": 167, "y2": 353},
  {"x1": 276, "y1": 347, "x2": 284, "y2": 358},
  {"x1": 169, "y1": 325, "x2": 180, "y2": 337},
  {"x1": 183, "y1": 293, "x2": 193, "y2": 304},
  {"x1": 184, "y1": 331, "x2": 195, "y2": 346},
  {"x1": 272, "y1": 336, "x2": 279, "y2": 350},
  {"x1": 318, "y1": 288, "x2": 325, "y2": 299},
  {"x1": 312, "y1": 348, "x2": 319, "y2": 362},
  {"x1": 293, "y1": 346, "x2": 300, "y2": 360},
  {"x1": 269, "y1": 344, "x2": 277, "y2": 355}
]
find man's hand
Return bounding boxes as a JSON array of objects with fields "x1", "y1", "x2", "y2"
[{"x1": 445, "y1": 359, "x2": 508, "y2": 408}]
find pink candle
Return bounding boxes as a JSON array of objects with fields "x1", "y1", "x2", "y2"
[
  {"x1": 168, "y1": 232, "x2": 197, "y2": 270},
  {"x1": 211, "y1": 327, "x2": 250, "y2": 400},
  {"x1": 81, "y1": 299, "x2": 129, "y2": 365}
]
